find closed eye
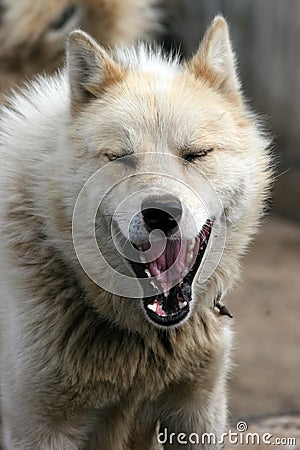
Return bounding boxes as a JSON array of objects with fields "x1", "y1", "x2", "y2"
[
  {"x1": 105, "y1": 152, "x2": 132, "y2": 161},
  {"x1": 49, "y1": 4, "x2": 78, "y2": 31},
  {"x1": 183, "y1": 148, "x2": 213, "y2": 164},
  {"x1": 104, "y1": 151, "x2": 137, "y2": 168}
]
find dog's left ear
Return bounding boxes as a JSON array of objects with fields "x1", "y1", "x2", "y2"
[
  {"x1": 67, "y1": 30, "x2": 126, "y2": 112},
  {"x1": 187, "y1": 16, "x2": 241, "y2": 104}
]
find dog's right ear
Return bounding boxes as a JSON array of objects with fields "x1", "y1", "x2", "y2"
[{"x1": 67, "y1": 30, "x2": 125, "y2": 112}]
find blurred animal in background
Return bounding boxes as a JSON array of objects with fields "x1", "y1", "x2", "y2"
[{"x1": 0, "y1": 0, "x2": 160, "y2": 101}]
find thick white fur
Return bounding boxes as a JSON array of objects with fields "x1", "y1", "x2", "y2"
[{"x1": 0, "y1": 17, "x2": 271, "y2": 450}]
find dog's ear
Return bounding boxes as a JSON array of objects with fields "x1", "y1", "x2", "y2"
[
  {"x1": 67, "y1": 30, "x2": 125, "y2": 112},
  {"x1": 187, "y1": 16, "x2": 241, "y2": 104}
]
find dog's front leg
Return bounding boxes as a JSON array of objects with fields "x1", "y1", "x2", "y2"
[
  {"x1": 85, "y1": 402, "x2": 136, "y2": 450},
  {"x1": 1, "y1": 411, "x2": 93, "y2": 450},
  {"x1": 158, "y1": 410, "x2": 226, "y2": 450},
  {"x1": 126, "y1": 400, "x2": 160, "y2": 450},
  {"x1": 156, "y1": 382, "x2": 227, "y2": 450}
]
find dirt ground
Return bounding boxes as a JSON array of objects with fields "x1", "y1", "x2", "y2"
[{"x1": 226, "y1": 214, "x2": 300, "y2": 448}]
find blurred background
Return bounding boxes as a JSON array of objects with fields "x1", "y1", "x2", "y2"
[{"x1": 0, "y1": 0, "x2": 299, "y2": 447}]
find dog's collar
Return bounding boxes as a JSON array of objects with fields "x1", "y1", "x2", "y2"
[{"x1": 214, "y1": 293, "x2": 233, "y2": 318}]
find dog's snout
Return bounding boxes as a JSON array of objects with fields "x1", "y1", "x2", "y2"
[{"x1": 141, "y1": 195, "x2": 182, "y2": 235}]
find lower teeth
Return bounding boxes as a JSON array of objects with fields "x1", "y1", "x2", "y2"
[
  {"x1": 147, "y1": 300, "x2": 187, "y2": 314},
  {"x1": 147, "y1": 303, "x2": 156, "y2": 312}
]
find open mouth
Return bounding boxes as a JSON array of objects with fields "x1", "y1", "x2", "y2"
[{"x1": 130, "y1": 220, "x2": 213, "y2": 327}]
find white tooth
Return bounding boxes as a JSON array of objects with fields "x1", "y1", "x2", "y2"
[
  {"x1": 183, "y1": 266, "x2": 189, "y2": 274},
  {"x1": 179, "y1": 301, "x2": 187, "y2": 309},
  {"x1": 150, "y1": 281, "x2": 159, "y2": 291},
  {"x1": 147, "y1": 303, "x2": 156, "y2": 312},
  {"x1": 145, "y1": 268, "x2": 151, "y2": 278},
  {"x1": 187, "y1": 239, "x2": 195, "y2": 251},
  {"x1": 186, "y1": 252, "x2": 194, "y2": 263}
]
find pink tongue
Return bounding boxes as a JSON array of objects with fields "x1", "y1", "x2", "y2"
[{"x1": 147, "y1": 240, "x2": 191, "y2": 293}]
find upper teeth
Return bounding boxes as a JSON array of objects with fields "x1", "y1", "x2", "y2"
[
  {"x1": 150, "y1": 280, "x2": 159, "y2": 292},
  {"x1": 187, "y1": 239, "x2": 196, "y2": 251},
  {"x1": 186, "y1": 252, "x2": 194, "y2": 263},
  {"x1": 139, "y1": 254, "x2": 146, "y2": 263}
]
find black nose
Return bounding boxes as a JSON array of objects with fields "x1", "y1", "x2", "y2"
[{"x1": 141, "y1": 195, "x2": 182, "y2": 235}]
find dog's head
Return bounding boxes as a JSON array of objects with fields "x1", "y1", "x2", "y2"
[{"x1": 67, "y1": 17, "x2": 271, "y2": 329}]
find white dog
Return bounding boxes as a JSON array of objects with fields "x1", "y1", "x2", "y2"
[{"x1": 0, "y1": 17, "x2": 271, "y2": 450}]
